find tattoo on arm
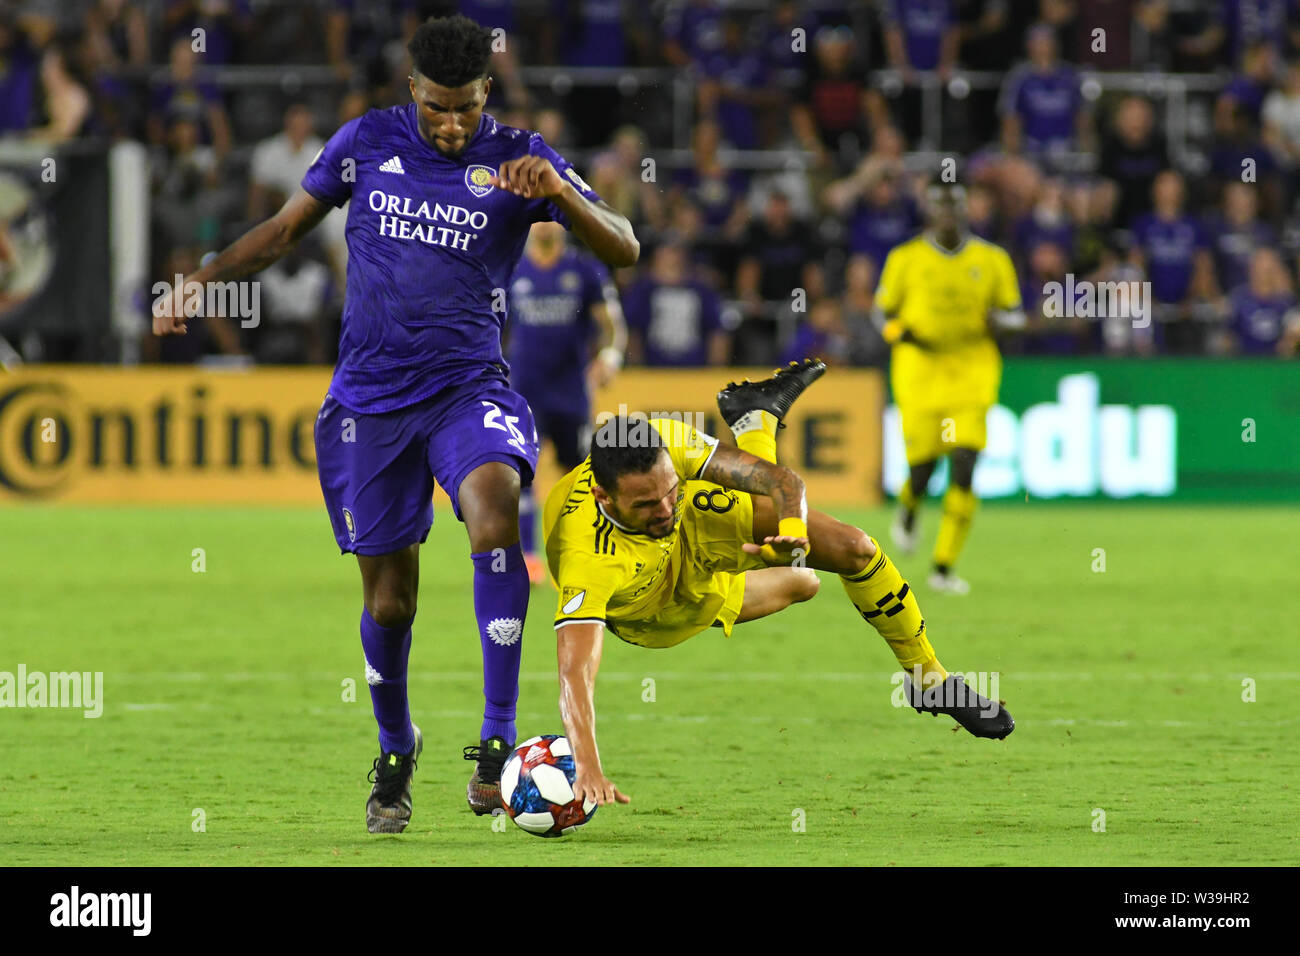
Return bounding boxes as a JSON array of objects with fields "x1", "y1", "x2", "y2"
[{"x1": 701, "y1": 444, "x2": 806, "y2": 521}]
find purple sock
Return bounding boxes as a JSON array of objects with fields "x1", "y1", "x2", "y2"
[
  {"x1": 518, "y1": 486, "x2": 536, "y2": 555},
  {"x1": 360, "y1": 606, "x2": 415, "y2": 755},
  {"x1": 471, "y1": 543, "x2": 528, "y2": 744}
]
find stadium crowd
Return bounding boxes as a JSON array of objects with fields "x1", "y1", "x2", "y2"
[{"x1": 3, "y1": 0, "x2": 1300, "y2": 363}]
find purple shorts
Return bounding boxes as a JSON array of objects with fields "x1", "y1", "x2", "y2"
[{"x1": 314, "y1": 372, "x2": 539, "y2": 555}]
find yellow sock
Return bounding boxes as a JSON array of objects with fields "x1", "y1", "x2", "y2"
[
  {"x1": 898, "y1": 477, "x2": 918, "y2": 514},
  {"x1": 841, "y1": 538, "x2": 947, "y2": 682},
  {"x1": 731, "y1": 409, "x2": 779, "y2": 464},
  {"x1": 932, "y1": 486, "x2": 977, "y2": 570}
]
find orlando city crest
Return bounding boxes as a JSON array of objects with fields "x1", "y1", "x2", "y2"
[{"x1": 465, "y1": 164, "x2": 495, "y2": 198}]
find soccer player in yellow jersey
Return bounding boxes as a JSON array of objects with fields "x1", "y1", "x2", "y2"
[
  {"x1": 542, "y1": 360, "x2": 1014, "y2": 807},
  {"x1": 875, "y1": 181, "x2": 1025, "y2": 595}
]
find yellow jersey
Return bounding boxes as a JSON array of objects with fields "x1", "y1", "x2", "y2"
[
  {"x1": 542, "y1": 417, "x2": 721, "y2": 640},
  {"x1": 876, "y1": 234, "x2": 1021, "y2": 409}
]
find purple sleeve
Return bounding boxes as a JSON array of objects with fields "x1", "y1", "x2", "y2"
[
  {"x1": 528, "y1": 133, "x2": 603, "y2": 228},
  {"x1": 622, "y1": 279, "x2": 648, "y2": 332},
  {"x1": 301, "y1": 116, "x2": 363, "y2": 208},
  {"x1": 997, "y1": 66, "x2": 1025, "y2": 117}
]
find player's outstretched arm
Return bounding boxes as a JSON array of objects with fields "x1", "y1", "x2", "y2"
[
  {"x1": 492, "y1": 156, "x2": 639, "y2": 267},
  {"x1": 556, "y1": 621, "x2": 630, "y2": 806},
  {"x1": 702, "y1": 444, "x2": 807, "y2": 528},
  {"x1": 152, "y1": 188, "x2": 332, "y2": 336}
]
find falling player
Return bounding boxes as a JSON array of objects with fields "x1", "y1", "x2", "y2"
[
  {"x1": 875, "y1": 181, "x2": 1024, "y2": 594},
  {"x1": 152, "y1": 15, "x2": 638, "y2": 831},
  {"x1": 506, "y1": 219, "x2": 626, "y2": 585},
  {"x1": 542, "y1": 360, "x2": 1014, "y2": 807}
]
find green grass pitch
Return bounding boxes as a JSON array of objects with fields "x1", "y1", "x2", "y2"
[{"x1": 2, "y1": 502, "x2": 1297, "y2": 866}]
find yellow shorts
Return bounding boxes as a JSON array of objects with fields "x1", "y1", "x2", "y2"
[
  {"x1": 899, "y1": 404, "x2": 989, "y2": 466},
  {"x1": 606, "y1": 481, "x2": 768, "y2": 649}
]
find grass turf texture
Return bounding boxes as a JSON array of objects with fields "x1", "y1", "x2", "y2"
[{"x1": 2, "y1": 503, "x2": 1297, "y2": 866}]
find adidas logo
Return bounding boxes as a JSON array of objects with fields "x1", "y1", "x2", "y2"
[{"x1": 379, "y1": 156, "x2": 405, "y2": 174}]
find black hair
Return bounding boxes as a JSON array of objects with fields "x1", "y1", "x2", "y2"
[
  {"x1": 589, "y1": 416, "x2": 667, "y2": 493},
  {"x1": 407, "y1": 14, "x2": 493, "y2": 88}
]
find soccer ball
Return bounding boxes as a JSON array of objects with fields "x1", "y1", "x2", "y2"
[{"x1": 500, "y1": 734, "x2": 597, "y2": 837}]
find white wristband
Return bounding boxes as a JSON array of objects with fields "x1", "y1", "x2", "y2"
[{"x1": 597, "y1": 346, "x2": 624, "y2": 369}]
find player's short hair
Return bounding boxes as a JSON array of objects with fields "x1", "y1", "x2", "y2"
[
  {"x1": 589, "y1": 416, "x2": 667, "y2": 493},
  {"x1": 407, "y1": 14, "x2": 493, "y2": 88}
]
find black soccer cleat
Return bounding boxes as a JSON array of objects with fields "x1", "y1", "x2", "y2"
[
  {"x1": 366, "y1": 725, "x2": 422, "y2": 833},
  {"x1": 463, "y1": 736, "x2": 512, "y2": 815},
  {"x1": 716, "y1": 358, "x2": 827, "y2": 430},
  {"x1": 902, "y1": 673, "x2": 1015, "y2": 740}
]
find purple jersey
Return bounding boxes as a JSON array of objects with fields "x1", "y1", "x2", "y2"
[
  {"x1": 882, "y1": 0, "x2": 951, "y2": 70},
  {"x1": 301, "y1": 106, "x2": 602, "y2": 413},
  {"x1": 507, "y1": 248, "x2": 610, "y2": 416},
  {"x1": 556, "y1": 0, "x2": 628, "y2": 67},
  {"x1": 1131, "y1": 213, "x2": 1207, "y2": 304},
  {"x1": 999, "y1": 64, "x2": 1082, "y2": 151},
  {"x1": 1229, "y1": 288, "x2": 1292, "y2": 353},
  {"x1": 848, "y1": 196, "x2": 920, "y2": 269},
  {"x1": 1210, "y1": 218, "x2": 1275, "y2": 291},
  {"x1": 623, "y1": 275, "x2": 722, "y2": 366}
]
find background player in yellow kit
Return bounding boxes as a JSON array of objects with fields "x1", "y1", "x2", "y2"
[
  {"x1": 875, "y1": 181, "x2": 1025, "y2": 595},
  {"x1": 541, "y1": 360, "x2": 1014, "y2": 807}
]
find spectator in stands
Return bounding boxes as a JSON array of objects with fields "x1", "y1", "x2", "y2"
[
  {"x1": 661, "y1": 0, "x2": 725, "y2": 68},
  {"x1": 254, "y1": 237, "x2": 337, "y2": 364},
  {"x1": 735, "y1": 190, "x2": 823, "y2": 362},
  {"x1": 840, "y1": 253, "x2": 887, "y2": 366},
  {"x1": 823, "y1": 152, "x2": 920, "y2": 277},
  {"x1": 1262, "y1": 58, "x2": 1300, "y2": 187},
  {"x1": 881, "y1": 0, "x2": 958, "y2": 85},
  {"x1": 1098, "y1": 95, "x2": 1169, "y2": 228},
  {"x1": 1222, "y1": 247, "x2": 1297, "y2": 354},
  {"x1": 0, "y1": 14, "x2": 39, "y2": 137},
  {"x1": 1209, "y1": 182, "x2": 1276, "y2": 293},
  {"x1": 790, "y1": 25, "x2": 888, "y2": 171},
  {"x1": 1208, "y1": 104, "x2": 1280, "y2": 211},
  {"x1": 1066, "y1": 0, "x2": 1171, "y2": 71},
  {"x1": 1215, "y1": 40, "x2": 1277, "y2": 130},
  {"x1": 782, "y1": 296, "x2": 849, "y2": 366},
  {"x1": 1130, "y1": 170, "x2": 1218, "y2": 350},
  {"x1": 623, "y1": 242, "x2": 728, "y2": 366},
  {"x1": 1020, "y1": 240, "x2": 1093, "y2": 354},
  {"x1": 148, "y1": 37, "x2": 232, "y2": 159},
  {"x1": 1089, "y1": 238, "x2": 1158, "y2": 355},
  {"x1": 757, "y1": 0, "x2": 804, "y2": 76},
  {"x1": 589, "y1": 124, "x2": 667, "y2": 238},
  {"x1": 25, "y1": 45, "x2": 90, "y2": 144},
  {"x1": 246, "y1": 102, "x2": 324, "y2": 221},
  {"x1": 670, "y1": 120, "x2": 750, "y2": 241},
  {"x1": 85, "y1": 0, "x2": 149, "y2": 69},
  {"x1": 152, "y1": 116, "x2": 235, "y2": 248},
  {"x1": 163, "y1": 0, "x2": 253, "y2": 66},
  {"x1": 1012, "y1": 177, "x2": 1075, "y2": 272},
  {"x1": 696, "y1": 14, "x2": 779, "y2": 150},
  {"x1": 998, "y1": 23, "x2": 1092, "y2": 166},
  {"x1": 1179, "y1": 0, "x2": 1300, "y2": 68},
  {"x1": 967, "y1": 179, "x2": 1002, "y2": 241}
]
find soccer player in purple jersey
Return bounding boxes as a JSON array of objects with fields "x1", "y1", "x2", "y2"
[
  {"x1": 506, "y1": 220, "x2": 626, "y2": 586},
  {"x1": 152, "y1": 15, "x2": 638, "y2": 831}
]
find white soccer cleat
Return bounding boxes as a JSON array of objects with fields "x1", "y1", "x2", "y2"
[
  {"x1": 890, "y1": 508, "x2": 918, "y2": 556},
  {"x1": 928, "y1": 570, "x2": 970, "y2": 595}
]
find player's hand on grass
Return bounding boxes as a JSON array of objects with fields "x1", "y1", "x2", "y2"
[
  {"x1": 743, "y1": 535, "x2": 812, "y2": 566},
  {"x1": 491, "y1": 156, "x2": 565, "y2": 200},
  {"x1": 574, "y1": 768, "x2": 630, "y2": 807}
]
